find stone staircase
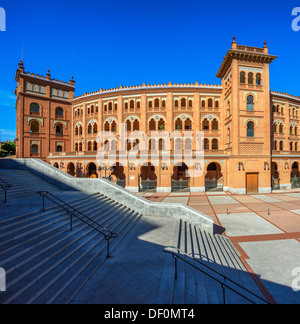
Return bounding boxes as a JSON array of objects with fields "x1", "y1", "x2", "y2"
[
  {"x1": 0, "y1": 169, "x2": 63, "y2": 203},
  {"x1": 157, "y1": 219, "x2": 268, "y2": 304},
  {"x1": 0, "y1": 192, "x2": 141, "y2": 304}
]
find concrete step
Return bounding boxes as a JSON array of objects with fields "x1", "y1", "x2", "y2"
[{"x1": 0, "y1": 191, "x2": 141, "y2": 304}]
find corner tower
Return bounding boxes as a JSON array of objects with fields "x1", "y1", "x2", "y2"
[
  {"x1": 15, "y1": 61, "x2": 75, "y2": 160},
  {"x1": 217, "y1": 37, "x2": 277, "y2": 194}
]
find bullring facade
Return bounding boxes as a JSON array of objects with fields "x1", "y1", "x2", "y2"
[{"x1": 14, "y1": 39, "x2": 300, "y2": 194}]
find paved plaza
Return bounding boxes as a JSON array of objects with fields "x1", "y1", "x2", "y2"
[{"x1": 138, "y1": 190, "x2": 300, "y2": 304}]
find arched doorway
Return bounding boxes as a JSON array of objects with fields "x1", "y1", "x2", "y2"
[
  {"x1": 271, "y1": 162, "x2": 280, "y2": 190},
  {"x1": 140, "y1": 163, "x2": 157, "y2": 192},
  {"x1": 291, "y1": 162, "x2": 300, "y2": 188},
  {"x1": 205, "y1": 162, "x2": 223, "y2": 191},
  {"x1": 67, "y1": 162, "x2": 76, "y2": 177},
  {"x1": 171, "y1": 162, "x2": 190, "y2": 192},
  {"x1": 111, "y1": 163, "x2": 126, "y2": 188},
  {"x1": 87, "y1": 162, "x2": 98, "y2": 178}
]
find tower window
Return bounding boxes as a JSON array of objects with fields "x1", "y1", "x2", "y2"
[
  {"x1": 247, "y1": 121, "x2": 255, "y2": 138},
  {"x1": 247, "y1": 95, "x2": 254, "y2": 111}
]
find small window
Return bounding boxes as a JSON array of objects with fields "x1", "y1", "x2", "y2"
[
  {"x1": 256, "y1": 73, "x2": 262, "y2": 85},
  {"x1": 56, "y1": 145, "x2": 63, "y2": 152},
  {"x1": 248, "y1": 73, "x2": 254, "y2": 85},
  {"x1": 181, "y1": 98, "x2": 186, "y2": 107},
  {"x1": 154, "y1": 99, "x2": 160, "y2": 108},
  {"x1": 30, "y1": 103, "x2": 40, "y2": 114},
  {"x1": 247, "y1": 95, "x2": 254, "y2": 111},
  {"x1": 56, "y1": 107, "x2": 64, "y2": 117},
  {"x1": 240, "y1": 71, "x2": 246, "y2": 84},
  {"x1": 56, "y1": 124, "x2": 63, "y2": 135},
  {"x1": 30, "y1": 120, "x2": 40, "y2": 133},
  {"x1": 31, "y1": 144, "x2": 39, "y2": 154},
  {"x1": 40, "y1": 86, "x2": 45, "y2": 94},
  {"x1": 247, "y1": 121, "x2": 255, "y2": 138}
]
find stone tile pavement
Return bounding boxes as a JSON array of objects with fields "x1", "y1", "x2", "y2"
[{"x1": 141, "y1": 190, "x2": 300, "y2": 304}]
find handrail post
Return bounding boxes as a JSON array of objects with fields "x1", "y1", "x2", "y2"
[
  {"x1": 70, "y1": 213, "x2": 73, "y2": 232},
  {"x1": 106, "y1": 237, "x2": 110, "y2": 258},
  {"x1": 174, "y1": 255, "x2": 178, "y2": 280},
  {"x1": 42, "y1": 194, "x2": 45, "y2": 212},
  {"x1": 222, "y1": 283, "x2": 226, "y2": 304}
]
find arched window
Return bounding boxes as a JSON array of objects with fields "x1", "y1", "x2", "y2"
[
  {"x1": 240, "y1": 71, "x2": 246, "y2": 84},
  {"x1": 296, "y1": 142, "x2": 298, "y2": 151},
  {"x1": 185, "y1": 118, "x2": 192, "y2": 130},
  {"x1": 290, "y1": 142, "x2": 294, "y2": 151},
  {"x1": 256, "y1": 73, "x2": 262, "y2": 85},
  {"x1": 75, "y1": 143, "x2": 79, "y2": 152},
  {"x1": 296, "y1": 126, "x2": 298, "y2": 135},
  {"x1": 154, "y1": 99, "x2": 160, "y2": 108},
  {"x1": 185, "y1": 139, "x2": 192, "y2": 150},
  {"x1": 26, "y1": 83, "x2": 32, "y2": 91},
  {"x1": 175, "y1": 118, "x2": 182, "y2": 130},
  {"x1": 133, "y1": 119, "x2": 140, "y2": 131},
  {"x1": 111, "y1": 121, "x2": 117, "y2": 132},
  {"x1": 273, "y1": 123, "x2": 278, "y2": 133},
  {"x1": 279, "y1": 141, "x2": 284, "y2": 151},
  {"x1": 125, "y1": 102, "x2": 128, "y2": 110},
  {"x1": 247, "y1": 95, "x2": 254, "y2": 111},
  {"x1": 181, "y1": 98, "x2": 186, "y2": 107},
  {"x1": 88, "y1": 124, "x2": 92, "y2": 134},
  {"x1": 75, "y1": 126, "x2": 79, "y2": 136},
  {"x1": 30, "y1": 103, "x2": 40, "y2": 114},
  {"x1": 58, "y1": 90, "x2": 63, "y2": 97},
  {"x1": 202, "y1": 100, "x2": 206, "y2": 108},
  {"x1": 56, "y1": 124, "x2": 63, "y2": 135},
  {"x1": 202, "y1": 118, "x2": 209, "y2": 130},
  {"x1": 204, "y1": 139, "x2": 210, "y2": 150},
  {"x1": 93, "y1": 141, "x2": 97, "y2": 151},
  {"x1": 33, "y1": 85, "x2": 39, "y2": 92},
  {"x1": 175, "y1": 139, "x2": 183, "y2": 151},
  {"x1": 79, "y1": 125, "x2": 83, "y2": 135},
  {"x1": 247, "y1": 121, "x2": 255, "y2": 138},
  {"x1": 274, "y1": 140, "x2": 277, "y2": 151},
  {"x1": 56, "y1": 145, "x2": 63, "y2": 152},
  {"x1": 158, "y1": 118, "x2": 165, "y2": 130},
  {"x1": 228, "y1": 128, "x2": 231, "y2": 144},
  {"x1": 248, "y1": 72, "x2": 254, "y2": 85},
  {"x1": 148, "y1": 101, "x2": 153, "y2": 108},
  {"x1": 31, "y1": 144, "x2": 39, "y2": 154},
  {"x1": 126, "y1": 120, "x2": 132, "y2": 132},
  {"x1": 212, "y1": 119, "x2": 218, "y2": 130},
  {"x1": 208, "y1": 99, "x2": 213, "y2": 108},
  {"x1": 87, "y1": 141, "x2": 92, "y2": 151},
  {"x1": 290, "y1": 126, "x2": 294, "y2": 135},
  {"x1": 149, "y1": 139, "x2": 156, "y2": 151},
  {"x1": 212, "y1": 139, "x2": 219, "y2": 150},
  {"x1": 130, "y1": 100, "x2": 135, "y2": 109},
  {"x1": 55, "y1": 107, "x2": 64, "y2": 117},
  {"x1": 174, "y1": 100, "x2": 179, "y2": 108},
  {"x1": 215, "y1": 101, "x2": 219, "y2": 108},
  {"x1": 104, "y1": 122, "x2": 110, "y2": 132},
  {"x1": 159, "y1": 139, "x2": 165, "y2": 151},
  {"x1": 279, "y1": 124, "x2": 283, "y2": 134},
  {"x1": 52, "y1": 89, "x2": 57, "y2": 96},
  {"x1": 189, "y1": 100, "x2": 193, "y2": 108},
  {"x1": 64, "y1": 91, "x2": 68, "y2": 98},
  {"x1": 149, "y1": 119, "x2": 156, "y2": 131},
  {"x1": 40, "y1": 86, "x2": 45, "y2": 94},
  {"x1": 30, "y1": 120, "x2": 40, "y2": 133},
  {"x1": 162, "y1": 100, "x2": 166, "y2": 108},
  {"x1": 93, "y1": 123, "x2": 98, "y2": 134},
  {"x1": 79, "y1": 142, "x2": 83, "y2": 151},
  {"x1": 111, "y1": 140, "x2": 117, "y2": 151}
]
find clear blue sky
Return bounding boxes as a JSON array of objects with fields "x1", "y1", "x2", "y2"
[{"x1": 0, "y1": 0, "x2": 300, "y2": 141}]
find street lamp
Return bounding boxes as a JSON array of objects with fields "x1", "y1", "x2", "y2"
[{"x1": 98, "y1": 165, "x2": 114, "y2": 181}]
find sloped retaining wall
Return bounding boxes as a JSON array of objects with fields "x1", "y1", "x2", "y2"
[{"x1": 0, "y1": 158, "x2": 214, "y2": 232}]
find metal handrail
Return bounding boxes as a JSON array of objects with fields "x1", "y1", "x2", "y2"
[
  {"x1": 0, "y1": 178, "x2": 12, "y2": 203},
  {"x1": 37, "y1": 191, "x2": 119, "y2": 258},
  {"x1": 164, "y1": 246, "x2": 270, "y2": 304}
]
